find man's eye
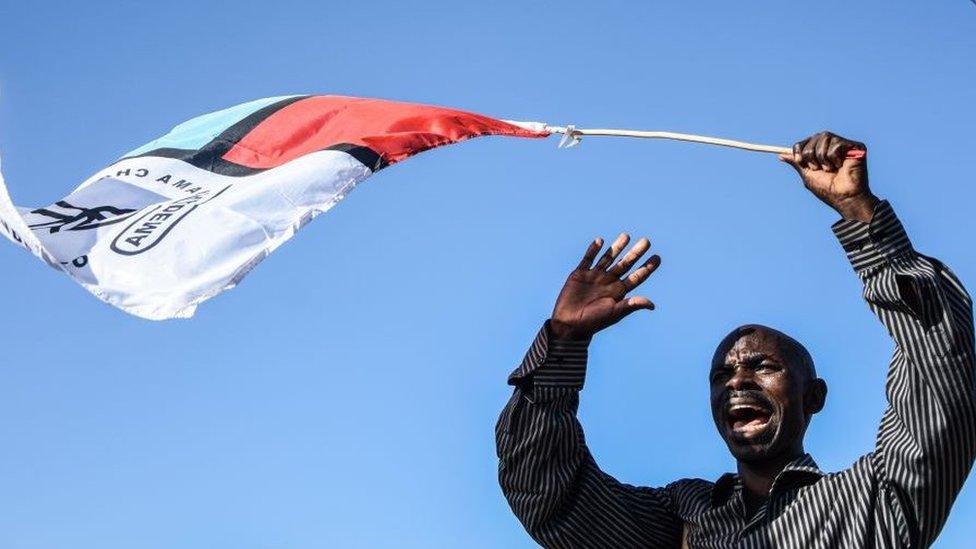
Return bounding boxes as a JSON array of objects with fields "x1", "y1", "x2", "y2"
[{"x1": 710, "y1": 371, "x2": 729, "y2": 382}]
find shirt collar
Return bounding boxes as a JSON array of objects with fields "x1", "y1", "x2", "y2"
[{"x1": 711, "y1": 453, "x2": 825, "y2": 507}]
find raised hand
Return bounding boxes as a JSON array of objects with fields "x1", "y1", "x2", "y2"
[
  {"x1": 549, "y1": 234, "x2": 661, "y2": 341},
  {"x1": 779, "y1": 131, "x2": 878, "y2": 222}
]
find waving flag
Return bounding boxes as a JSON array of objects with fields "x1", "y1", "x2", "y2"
[
  {"x1": 0, "y1": 94, "x2": 837, "y2": 320},
  {"x1": 0, "y1": 96, "x2": 548, "y2": 319}
]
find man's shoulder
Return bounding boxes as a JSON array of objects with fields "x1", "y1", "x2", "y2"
[
  {"x1": 665, "y1": 478, "x2": 715, "y2": 516},
  {"x1": 665, "y1": 477, "x2": 716, "y2": 490},
  {"x1": 820, "y1": 453, "x2": 877, "y2": 483}
]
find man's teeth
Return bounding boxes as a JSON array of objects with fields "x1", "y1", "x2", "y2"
[
  {"x1": 730, "y1": 404, "x2": 767, "y2": 412},
  {"x1": 727, "y1": 403, "x2": 771, "y2": 432}
]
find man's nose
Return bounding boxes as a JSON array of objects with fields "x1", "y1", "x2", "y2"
[{"x1": 727, "y1": 367, "x2": 757, "y2": 391}]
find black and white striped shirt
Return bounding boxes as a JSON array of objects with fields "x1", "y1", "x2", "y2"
[{"x1": 496, "y1": 201, "x2": 975, "y2": 548}]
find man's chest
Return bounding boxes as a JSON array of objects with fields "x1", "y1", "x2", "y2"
[{"x1": 679, "y1": 481, "x2": 885, "y2": 549}]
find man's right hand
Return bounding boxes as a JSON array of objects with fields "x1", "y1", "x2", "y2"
[{"x1": 549, "y1": 234, "x2": 661, "y2": 341}]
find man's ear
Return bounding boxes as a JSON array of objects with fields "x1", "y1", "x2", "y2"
[{"x1": 804, "y1": 378, "x2": 828, "y2": 415}]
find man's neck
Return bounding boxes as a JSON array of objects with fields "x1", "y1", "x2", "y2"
[{"x1": 736, "y1": 450, "x2": 805, "y2": 511}]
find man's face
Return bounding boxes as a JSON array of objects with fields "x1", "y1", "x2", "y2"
[{"x1": 709, "y1": 326, "x2": 820, "y2": 464}]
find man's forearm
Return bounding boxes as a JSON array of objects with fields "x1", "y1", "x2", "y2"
[
  {"x1": 835, "y1": 200, "x2": 976, "y2": 546},
  {"x1": 496, "y1": 322, "x2": 591, "y2": 540},
  {"x1": 496, "y1": 323, "x2": 681, "y2": 547},
  {"x1": 833, "y1": 193, "x2": 879, "y2": 223}
]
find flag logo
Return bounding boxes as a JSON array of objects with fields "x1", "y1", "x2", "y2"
[
  {"x1": 110, "y1": 187, "x2": 231, "y2": 256},
  {"x1": 29, "y1": 202, "x2": 137, "y2": 233}
]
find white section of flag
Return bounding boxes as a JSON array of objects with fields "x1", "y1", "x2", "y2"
[{"x1": 0, "y1": 151, "x2": 372, "y2": 320}]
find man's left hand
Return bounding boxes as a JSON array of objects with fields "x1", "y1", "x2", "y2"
[{"x1": 780, "y1": 131, "x2": 878, "y2": 222}]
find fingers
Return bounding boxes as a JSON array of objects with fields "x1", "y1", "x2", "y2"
[
  {"x1": 612, "y1": 295, "x2": 656, "y2": 320},
  {"x1": 814, "y1": 135, "x2": 831, "y2": 170},
  {"x1": 623, "y1": 254, "x2": 661, "y2": 290},
  {"x1": 613, "y1": 255, "x2": 660, "y2": 321},
  {"x1": 800, "y1": 136, "x2": 820, "y2": 171},
  {"x1": 607, "y1": 237, "x2": 650, "y2": 276},
  {"x1": 576, "y1": 237, "x2": 604, "y2": 270},
  {"x1": 625, "y1": 296, "x2": 655, "y2": 311},
  {"x1": 825, "y1": 139, "x2": 847, "y2": 170},
  {"x1": 791, "y1": 141, "x2": 804, "y2": 164},
  {"x1": 778, "y1": 151, "x2": 802, "y2": 173},
  {"x1": 790, "y1": 131, "x2": 866, "y2": 172},
  {"x1": 581, "y1": 234, "x2": 659, "y2": 290},
  {"x1": 594, "y1": 233, "x2": 630, "y2": 270}
]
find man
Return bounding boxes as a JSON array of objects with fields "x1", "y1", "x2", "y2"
[{"x1": 496, "y1": 132, "x2": 975, "y2": 548}]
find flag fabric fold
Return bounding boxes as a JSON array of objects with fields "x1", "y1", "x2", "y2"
[{"x1": 0, "y1": 95, "x2": 549, "y2": 319}]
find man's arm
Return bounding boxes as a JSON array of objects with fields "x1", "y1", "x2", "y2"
[
  {"x1": 784, "y1": 133, "x2": 976, "y2": 546},
  {"x1": 496, "y1": 236, "x2": 683, "y2": 547}
]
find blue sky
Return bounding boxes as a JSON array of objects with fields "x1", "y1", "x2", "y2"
[{"x1": 0, "y1": 1, "x2": 974, "y2": 547}]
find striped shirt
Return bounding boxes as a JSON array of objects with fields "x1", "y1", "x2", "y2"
[{"x1": 496, "y1": 201, "x2": 975, "y2": 548}]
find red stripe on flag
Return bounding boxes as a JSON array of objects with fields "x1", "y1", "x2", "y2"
[{"x1": 222, "y1": 96, "x2": 548, "y2": 169}]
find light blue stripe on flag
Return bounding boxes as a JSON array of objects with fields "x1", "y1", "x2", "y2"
[{"x1": 122, "y1": 95, "x2": 301, "y2": 159}]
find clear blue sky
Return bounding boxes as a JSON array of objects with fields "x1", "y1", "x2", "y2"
[{"x1": 0, "y1": 1, "x2": 974, "y2": 547}]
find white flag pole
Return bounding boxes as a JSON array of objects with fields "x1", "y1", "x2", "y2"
[
  {"x1": 532, "y1": 124, "x2": 867, "y2": 159},
  {"x1": 545, "y1": 125, "x2": 792, "y2": 154}
]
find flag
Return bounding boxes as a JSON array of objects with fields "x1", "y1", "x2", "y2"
[{"x1": 0, "y1": 95, "x2": 549, "y2": 319}]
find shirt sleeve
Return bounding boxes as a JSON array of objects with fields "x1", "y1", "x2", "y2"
[
  {"x1": 495, "y1": 321, "x2": 683, "y2": 548},
  {"x1": 833, "y1": 200, "x2": 976, "y2": 547}
]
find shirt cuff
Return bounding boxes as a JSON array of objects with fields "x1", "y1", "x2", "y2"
[
  {"x1": 507, "y1": 321, "x2": 590, "y2": 391},
  {"x1": 831, "y1": 200, "x2": 913, "y2": 272}
]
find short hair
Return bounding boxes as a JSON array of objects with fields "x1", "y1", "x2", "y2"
[{"x1": 712, "y1": 324, "x2": 816, "y2": 380}]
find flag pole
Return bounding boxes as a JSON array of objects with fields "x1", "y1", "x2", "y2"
[{"x1": 543, "y1": 125, "x2": 866, "y2": 159}]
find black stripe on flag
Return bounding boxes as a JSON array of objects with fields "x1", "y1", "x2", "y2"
[{"x1": 122, "y1": 96, "x2": 385, "y2": 176}]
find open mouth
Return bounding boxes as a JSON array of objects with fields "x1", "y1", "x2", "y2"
[{"x1": 726, "y1": 400, "x2": 773, "y2": 435}]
